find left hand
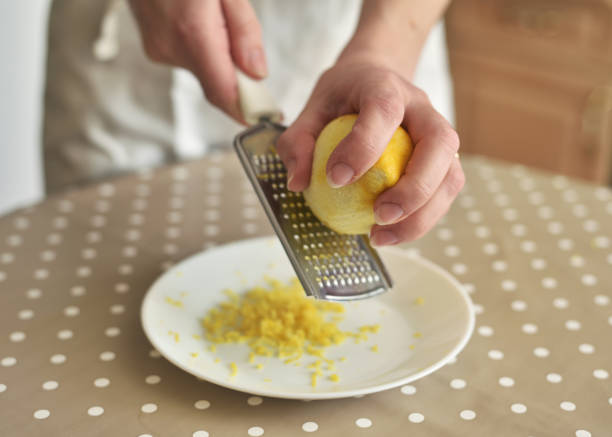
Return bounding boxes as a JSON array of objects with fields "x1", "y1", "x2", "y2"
[{"x1": 276, "y1": 57, "x2": 464, "y2": 245}]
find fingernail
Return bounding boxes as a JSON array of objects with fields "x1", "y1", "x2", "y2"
[
  {"x1": 371, "y1": 230, "x2": 399, "y2": 246},
  {"x1": 249, "y1": 47, "x2": 267, "y2": 78},
  {"x1": 327, "y1": 163, "x2": 354, "y2": 188},
  {"x1": 285, "y1": 159, "x2": 296, "y2": 188},
  {"x1": 374, "y1": 203, "x2": 404, "y2": 225}
]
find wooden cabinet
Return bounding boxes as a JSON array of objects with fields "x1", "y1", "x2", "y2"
[{"x1": 445, "y1": 0, "x2": 612, "y2": 184}]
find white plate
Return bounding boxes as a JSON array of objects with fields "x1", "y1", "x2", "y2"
[{"x1": 141, "y1": 236, "x2": 474, "y2": 400}]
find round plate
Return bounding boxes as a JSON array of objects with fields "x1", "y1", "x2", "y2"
[{"x1": 141, "y1": 236, "x2": 474, "y2": 400}]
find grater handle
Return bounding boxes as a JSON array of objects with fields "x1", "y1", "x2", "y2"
[{"x1": 236, "y1": 70, "x2": 283, "y2": 126}]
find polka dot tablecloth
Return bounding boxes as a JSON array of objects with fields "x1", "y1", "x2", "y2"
[{"x1": 1, "y1": 153, "x2": 611, "y2": 437}]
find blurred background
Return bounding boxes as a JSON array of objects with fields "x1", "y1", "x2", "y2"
[{"x1": 1, "y1": 0, "x2": 611, "y2": 216}]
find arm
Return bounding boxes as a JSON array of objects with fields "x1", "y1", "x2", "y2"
[{"x1": 277, "y1": 0, "x2": 463, "y2": 245}]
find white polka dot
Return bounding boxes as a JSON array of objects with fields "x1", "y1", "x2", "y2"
[
  {"x1": 42, "y1": 381, "x2": 58, "y2": 390},
  {"x1": 110, "y1": 304, "x2": 125, "y2": 315},
  {"x1": 511, "y1": 224, "x2": 527, "y2": 237},
  {"x1": 541, "y1": 277, "x2": 557, "y2": 289},
  {"x1": 537, "y1": 206, "x2": 554, "y2": 219},
  {"x1": 1, "y1": 357, "x2": 16, "y2": 367},
  {"x1": 194, "y1": 400, "x2": 210, "y2": 410},
  {"x1": 34, "y1": 409, "x2": 50, "y2": 419},
  {"x1": 141, "y1": 403, "x2": 157, "y2": 413},
  {"x1": 90, "y1": 215, "x2": 107, "y2": 228},
  {"x1": 558, "y1": 238, "x2": 574, "y2": 251},
  {"x1": 105, "y1": 327, "x2": 120, "y2": 337},
  {"x1": 581, "y1": 274, "x2": 597, "y2": 286},
  {"x1": 482, "y1": 243, "x2": 498, "y2": 255},
  {"x1": 528, "y1": 191, "x2": 544, "y2": 204},
  {"x1": 94, "y1": 378, "x2": 110, "y2": 388},
  {"x1": 114, "y1": 283, "x2": 129, "y2": 294},
  {"x1": 408, "y1": 413, "x2": 424, "y2": 423},
  {"x1": 569, "y1": 254, "x2": 585, "y2": 268},
  {"x1": 547, "y1": 221, "x2": 563, "y2": 235},
  {"x1": 18, "y1": 309, "x2": 34, "y2": 320},
  {"x1": 522, "y1": 323, "x2": 538, "y2": 334},
  {"x1": 86, "y1": 231, "x2": 102, "y2": 244},
  {"x1": 243, "y1": 223, "x2": 258, "y2": 234},
  {"x1": 553, "y1": 297, "x2": 569, "y2": 309},
  {"x1": 511, "y1": 403, "x2": 527, "y2": 414},
  {"x1": 459, "y1": 410, "x2": 476, "y2": 420},
  {"x1": 145, "y1": 375, "x2": 161, "y2": 385},
  {"x1": 7, "y1": 234, "x2": 23, "y2": 246},
  {"x1": 594, "y1": 295, "x2": 610, "y2": 306},
  {"x1": 122, "y1": 246, "x2": 137, "y2": 258},
  {"x1": 503, "y1": 208, "x2": 519, "y2": 221},
  {"x1": 593, "y1": 369, "x2": 609, "y2": 379},
  {"x1": 57, "y1": 329, "x2": 73, "y2": 340},
  {"x1": 565, "y1": 320, "x2": 581, "y2": 331},
  {"x1": 444, "y1": 245, "x2": 460, "y2": 257},
  {"x1": 477, "y1": 325, "x2": 494, "y2": 337},
  {"x1": 488, "y1": 350, "x2": 503, "y2": 360},
  {"x1": 578, "y1": 344, "x2": 595, "y2": 354},
  {"x1": 511, "y1": 300, "x2": 527, "y2": 312},
  {"x1": 64, "y1": 306, "x2": 80, "y2": 317},
  {"x1": 50, "y1": 354, "x2": 66, "y2": 364},
  {"x1": 98, "y1": 183, "x2": 115, "y2": 197},
  {"x1": 491, "y1": 260, "x2": 507, "y2": 272},
  {"x1": 473, "y1": 303, "x2": 484, "y2": 315},
  {"x1": 560, "y1": 401, "x2": 576, "y2": 411},
  {"x1": 583, "y1": 219, "x2": 599, "y2": 233},
  {"x1": 99, "y1": 351, "x2": 115, "y2": 361},
  {"x1": 34, "y1": 269, "x2": 49, "y2": 280},
  {"x1": 246, "y1": 396, "x2": 263, "y2": 406},
  {"x1": 494, "y1": 193, "x2": 510, "y2": 206},
  {"x1": 592, "y1": 235, "x2": 610, "y2": 248},
  {"x1": 149, "y1": 349, "x2": 161, "y2": 358},
  {"x1": 40, "y1": 250, "x2": 56, "y2": 262},
  {"x1": 130, "y1": 213, "x2": 145, "y2": 226},
  {"x1": 474, "y1": 226, "x2": 491, "y2": 238},
  {"x1": 463, "y1": 283, "x2": 475, "y2": 294},
  {"x1": 1, "y1": 253, "x2": 15, "y2": 264},
  {"x1": 452, "y1": 263, "x2": 467, "y2": 275},
  {"x1": 546, "y1": 373, "x2": 562, "y2": 383},
  {"x1": 140, "y1": 435, "x2": 154, "y2": 437},
  {"x1": 88, "y1": 406, "x2": 104, "y2": 416},
  {"x1": 498, "y1": 377, "x2": 514, "y2": 387},
  {"x1": 165, "y1": 227, "x2": 181, "y2": 239},
  {"x1": 70, "y1": 286, "x2": 86, "y2": 297},
  {"x1": 400, "y1": 385, "x2": 416, "y2": 395},
  {"x1": 501, "y1": 280, "x2": 517, "y2": 291},
  {"x1": 450, "y1": 378, "x2": 466, "y2": 389},
  {"x1": 534, "y1": 347, "x2": 550, "y2": 358},
  {"x1": 302, "y1": 422, "x2": 318, "y2": 432},
  {"x1": 530, "y1": 258, "x2": 547, "y2": 270},
  {"x1": 9, "y1": 331, "x2": 26, "y2": 342},
  {"x1": 576, "y1": 430, "x2": 592, "y2": 437},
  {"x1": 95, "y1": 200, "x2": 110, "y2": 213},
  {"x1": 436, "y1": 228, "x2": 453, "y2": 240},
  {"x1": 192, "y1": 432, "x2": 209, "y2": 437},
  {"x1": 467, "y1": 211, "x2": 482, "y2": 223},
  {"x1": 26, "y1": 288, "x2": 42, "y2": 299},
  {"x1": 458, "y1": 194, "x2": 475, "y2": 208},
  {"x1": 0, "y1": 384, "x2": 6, "y2": 393},
  {"x1": 118, "y1": 264, "x2": 133, "y2": 275},
  {"x1": 247, "y1": 426, "x2": 265, "y2": 436}
]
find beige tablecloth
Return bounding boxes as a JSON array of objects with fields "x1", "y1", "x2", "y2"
[{"x1": 1, "y1": 153, "x2": 611, "y2": 437}]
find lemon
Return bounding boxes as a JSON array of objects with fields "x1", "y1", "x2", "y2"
[{"x1": 303, "y1": 114, "x2": 413, "y2": 234}]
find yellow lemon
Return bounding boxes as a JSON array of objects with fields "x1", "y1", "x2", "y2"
[{"x1": 303, "y1": 114, "x2": 413, "y2": 234}]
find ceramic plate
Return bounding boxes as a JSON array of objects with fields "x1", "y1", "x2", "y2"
[{"x1": 141, "y1": 236, "x2": 474, "y2": 400}]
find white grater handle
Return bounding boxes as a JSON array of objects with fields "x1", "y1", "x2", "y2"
[{"x1": 236, "y1": 70, "x2": 283, "y2": 126}]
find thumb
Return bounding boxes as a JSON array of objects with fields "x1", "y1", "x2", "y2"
[{"x1": 221, "y1": 0, "x2": 267, "y2": 79}]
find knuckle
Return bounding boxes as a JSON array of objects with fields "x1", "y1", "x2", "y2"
[
  {"x1": 232, "y1": 15, "x2": 261, "y2": 39},
  {"x1": 348, "y1": 123, "x2": 378, "y2": 157},
  {"x1": 141, "y1": 36, "x2": 171, "y2": 63},
  {"x1": 439, "y1": 128, "x2": 460, "y2": 155},
  {"x1": 411, "y1": 178, "x2": 435, "y2": 205},
  {"x1": 446, "y1": 167, "x2": 466, "y2": 196},
  {"x1": 406, "y1": 215, "x2": 430, "y2": 241},
  {"x1": 368, "y1": 92, "x2": 403, "y2": 125}
]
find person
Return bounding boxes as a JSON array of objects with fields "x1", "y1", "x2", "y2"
[{"x1": 43, "y1": 0, "x2": 462, "y2": 246}]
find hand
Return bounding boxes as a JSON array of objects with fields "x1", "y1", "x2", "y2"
[
  {"x1": 276, "y1": 57, "x2": 464, "y2": 245},
  {"x1": 128, "y1": 0, "x2": 267, "y2": 122}
]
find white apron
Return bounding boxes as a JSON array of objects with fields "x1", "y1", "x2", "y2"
[{"x1": 43, "y1": 0, "x2": 453, "y2": 193}]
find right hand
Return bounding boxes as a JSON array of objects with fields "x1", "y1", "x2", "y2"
[{"x1": 128, "y1": 0, "x2": 267, "y2": 123}]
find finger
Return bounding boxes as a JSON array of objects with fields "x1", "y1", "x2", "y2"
[
  {"x1": 221, "y1": 0, "x2": 267, "y2": 79},
  {"x1": 276, "y1": 109, "x2": 328, "y2": 192},
  {"x1": 373, "y1": 94, "x2": 459, "y2": 225},
  {"x1": 370, "y1": 157, "x2": 465, "y2": 245},
  {"x1": 178, "y1": 1, "x2": 243, "y2": 122},
  {"x1": 325, "y1": 85, "x2": 404, "y2": 188}
]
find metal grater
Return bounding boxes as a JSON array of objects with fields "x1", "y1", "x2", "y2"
[{"x1": 233, "y1": 119, "x2": 393, "y2": 301}]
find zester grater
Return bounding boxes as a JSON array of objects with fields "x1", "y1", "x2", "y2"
[{"x1": 233, "y1": 72, "x2": 393, "y2": 301}]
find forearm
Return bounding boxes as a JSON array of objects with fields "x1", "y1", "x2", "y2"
[{"x1": 339, "y1": 0, "x2": 451, "y2": 79}]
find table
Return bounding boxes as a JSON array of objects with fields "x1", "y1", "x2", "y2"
[{"x1": 1, "y1": 152, "x2": 611, "y2": 437}]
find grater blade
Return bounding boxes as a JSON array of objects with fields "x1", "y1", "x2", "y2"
[{"x1": 233, "y1": 120, "x2": 393, "y2": 301}]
